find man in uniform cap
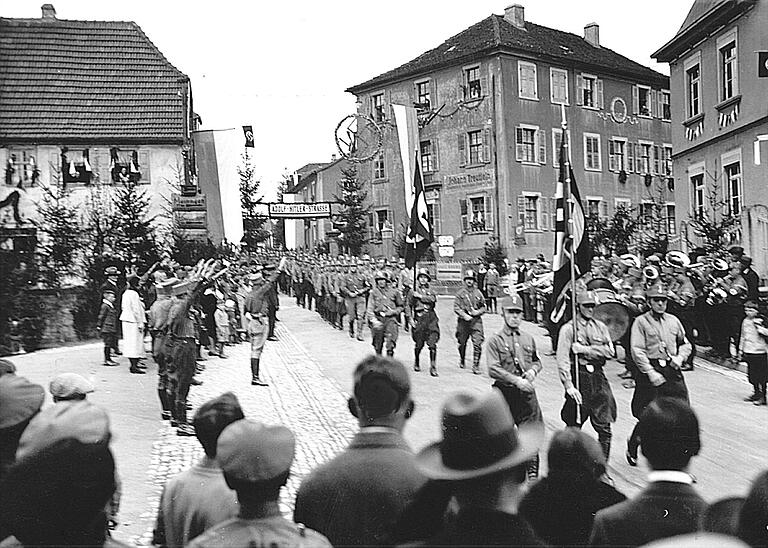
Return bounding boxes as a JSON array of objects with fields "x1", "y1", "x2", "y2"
[
  {"x1": 366, "y1": 270, "x2": 404, "y2": 356},
  {"x1": 154, "y1": 393, "x2": 244, "y2": 547},
  {"x1": 294, "y1": 356, "x2": 424, "y2": 546},
  {"x1": 487, "y1": 294, "x2": 544, "y2": 479},
  {"x1": 413, "y1": 389, "x2": 545, "y2": 546},
  {"x1": 626, "y1": 284, "x2": 691, "y2": 466},
  {"x1": 188, "y1": 420, "x2": 331, "y2": 548},
  {"x1": 244, "y1": 263, "x2": 283, "y2": 387},
  {"x1": 262, "y1": 263, "x2": 280, "y2": 341},
  {"x1": 556, "y1": 291, "x2": 617, "y2": 466},
  {"x1": 342, "y1": 260, "x2": 370, "y2": 341},
  {"x1": 407, "y1": 268, "x2": 440, "y2": 376},
  {"x1": 454, "y1": 269, "x2": 487, "y2": 373}
]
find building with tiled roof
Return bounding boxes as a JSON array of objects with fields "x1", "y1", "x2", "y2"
[
  {"x1": 653, "y1": 0, "x2": 768, "y2": 278},
  {"x1": 347, "y1": 4, "x2": 673, "y2": 260},
  {"x1": 0, "y1": 4, "x2": 198, "y2": 236}
]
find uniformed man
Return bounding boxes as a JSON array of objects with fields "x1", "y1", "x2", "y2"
[
  {"x1": 263, "y1": 263, "x2": 279, "y2": 341},
  {"x1": 667, "y1": 263, "x2": 697, "y2": 371},
  {"x1": 147, "y1": 277, "x2": 177, "y2": 421},
  {"x1": 366, "y1": 270, "x2": 404, "y2": 356},
  {"x1": 341, "y1": 260, "x2": 369, "y2": 340},
  {"x1": 408, "y1": 268, "x2": 440, "y2": 376},
  {"x1": 454, "y1": 269, "x2": 487, "y2": 374},
  {"x1": 244, "y1": 265, "x2": 282, "y2": 387},
  {"x1": 484, "y1": 263, "x2": 501, "y2": 314},
  {"x1": 487, "y1": 294, "x2": 544, "y2": 478},
  {"x1": 167, "y1": 260, "x2": 218, "y2": 436},
  {"x1": 626, "y1": 283, "x2": 692, "y2": 466},
  {"x1": 557, "y1": 291, "x2": 617, "y2": 462}
]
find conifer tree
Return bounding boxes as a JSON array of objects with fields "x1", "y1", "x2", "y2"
[
  {"x1": 333, "y1": 164, "x2": 370, "y2": 256},
  {"x1": 110, "y1": 179, "x2": 159, "y2": 273},
  {"x1": 238, "y1": 153, "x2": 270, "y2": 250}
]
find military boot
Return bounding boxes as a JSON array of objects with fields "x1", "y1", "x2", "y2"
[
  {"x1": 429, "y1": 348, "x2": 438, "y2": 377},
  {"x1": 251, "y1": 358, "x2": 268, "y2": 386},
  {"x1": 472, "y1": 352, "x2": 482, "y2": 375},
  {"x1": 176, "y1": 402, "x2": 195, "y2": 436},
  {"x1": 458, "y1": 348, "x2": 466, "y2": 369},
  {"x1": 413, "y1": 350, "x2": 421, "y2": 372}
]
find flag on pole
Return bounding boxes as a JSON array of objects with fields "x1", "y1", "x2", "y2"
[
  {"x1": 243, "y1": 125, "x2": 255, "y2": 148},
  {"x1": 550, "y1": 135, "x2": 591, "y2": 323}
]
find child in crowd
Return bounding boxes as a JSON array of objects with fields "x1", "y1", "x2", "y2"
[
  {"x1": 738, "y1": 300, "x2": 768, "y2": 405},
  {"x1": 214, "y1": 301, "x2": 230, "y2": 359},
  {"x1": 96, "y1": 290, "x2": 118, "y2": 366}
]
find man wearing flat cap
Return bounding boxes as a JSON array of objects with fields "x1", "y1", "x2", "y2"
[
  {"x1": 0, "y1": 375, "x2": 45, "y2": 483},
  {"x1": 49, "y1": 372, "x2": 94, "y2": 402},
  {"x1": 294, "y1": 356, "x2": 424, "y2": 546},
  {"x1": 413, "y1": 389, "x2": 545, "y2": 546},
  {"x1": 154, "y1": 393, "x2": 244, "y2": 547},
  {"x1": 188, "y1": 420, "x2": 331, "y2": 548}
]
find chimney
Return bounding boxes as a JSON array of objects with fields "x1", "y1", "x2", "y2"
[
  {"x1": 584, "y1": 23, "x2": 600, "y2": 47},
  {"x1": 504, "y1": 4, "x2": 525, "y2": 29},
  {"x1": 41, "y1": 4, "x2": 56, "y2": 19}
]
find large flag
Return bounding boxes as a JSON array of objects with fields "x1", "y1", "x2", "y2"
[
  {"x1": 550, "y1": 135, "x2": 591, "y2": 323},
  {"x1": 392, "y1": 104, "x2": 433, "y2": 267}
]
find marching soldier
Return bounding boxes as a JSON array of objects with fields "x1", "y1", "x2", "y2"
[
  {"x1": 556, "y1": 291, "x2": 617, "y2": 462},
  {"x1": 244, "y1": 264, "x2": 282, "y2": 387},
  {"x1": 342, "y1": 260, "x2": 369, "y2": 340},
  {"x1": 483, "y1": 262, "x2": 501, "y2": 314},
  {"x1": 454, "y1": 269, "x2": 487, "y2": 374},
  {"x1": 408, "y1": 268, "x2": 440, "y2": 376},
  {"x1": 626, "y1": 283, "x2": 692, "y2": 466},
  {"x1": 487, "y1": 294, "x2": 544, "y2": 479},
  {"x1": 367, "y1": 270, "x2": 404, "y2": 356}
]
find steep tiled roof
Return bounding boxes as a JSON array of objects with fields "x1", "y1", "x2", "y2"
[
  {"x1": 677, "y1": 0, "x2": 727, "y2": 33},
  {"x1": 348, "y1": 15, "x2": 668, "y2": 93},
  {"x1": 0, "y1": 16, "x2": 189, "y2": 143}
]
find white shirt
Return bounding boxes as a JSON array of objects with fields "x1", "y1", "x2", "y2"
[
  {"x1": 120, "y1": 288, "x2": 146, "y2": 324},
  {"x1": 647, "y1": 470, "x2": 693, "y2": 485}
]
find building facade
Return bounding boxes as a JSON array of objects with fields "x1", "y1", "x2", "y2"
[
  {"x1": 347, "y1": 4, "x2": 672, "y2": 260},
  {"x1": 0, "y1": 4, "x2": 198, "y2": 245},
  {"x1": 653, "y1": 0, "x2": 768, "y2": 278}
]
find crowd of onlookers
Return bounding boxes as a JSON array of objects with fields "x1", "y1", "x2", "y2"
[{"x1": 0, "y1": 353, "x2": 766, "y2": 547}]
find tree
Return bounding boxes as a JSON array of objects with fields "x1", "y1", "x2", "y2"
[
  {"x1": 34, "y1": 173, "x2": 87, "y2": 288},
  {"x1": 271, "y1": 173, "x2": 290, "y2": 250},
  {"x1": 483, "y1": 236, "x2": 508, "y2": 275},
  {"x1": 333, "y1": 164, "x2": 371, "y2": 256},
  {"x1": 238, "y1": 153, "x2": 270, "y2": 251},
  {"x1": 586, "y1": 205, "x2": 639, "y2": 256},
  {"x1": 685, "y1": 167, "x2": 740, "y2": 255},
  {"x1": 110, "y1": 178, "x2": 160, "y2": 273}
]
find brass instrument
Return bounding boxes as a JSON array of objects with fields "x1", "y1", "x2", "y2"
[
  {"x1": 619, "y1": 253, "x2": 641, "y2": 269},
  {"x1": 643, "y1": 265, "x2": 659, "y2": 282},
  {"x1": 706, "y1": 275, "x2": 731, "y2": 306}
]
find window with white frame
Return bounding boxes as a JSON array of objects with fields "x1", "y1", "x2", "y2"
[
  {"x1": 719, "y1": 40, "x2": 738, "y2": 101},
  {"x1": 586, "y1": 198, "x2": 602, "y2": 219},
  {"x1": 372, "y1": 93, "x2": 385, "y2": 122},
  {"x1": 580, "y1": 74, "x2": 598, "y2": 107},
  {"x1": 523, "y1": 194, "x2": 540, "y2": 231},
  {"x1": 516, "y1": 125, "x2": 538, "y2": 163},
  {"x1": 5, "y1": 149, "x2": 39, "y2": 187},
  {"x1": 636, "y1": 85, "x2": 651, "y2": 117},
  {"x1": 660, "y1": 91, "x2": 671, "y2": 121},
  {"x1": 416, "y1": 81, "x2": 431, "y2": 109},
  {"x1": 420, "y1": 140, "x2": 434, "y2": 173},
  {"x1": 375, "y1": 209, "x2": 389, "y2": 231},
  {"x1": 724, "y1": 159, "x2": 742, "y2": 217},
  {"x1": 518, "y1": 61, "x2": 538, "y2": 100},
  {"x1": 470, "y1": 196, "x2": 487, "y2": 232},
  {"x1": 638, "y1": 142, "x2": 652, "y2": 174},
  {"x1": 373, "y1": 151, "x2": 385, "y2": 179},
  {"x1": 665, "y1": 203, "x2": 676, "y2": 235},
  {"x1": 663, "y1": 145, "x2": 673, "y2": 176},
  {"x1": 550, "y1": 68, "x2": 568, "y2": 104},
  {"x1": 465, "y1": 66, "x2": 482, "y2": 99},
  {"x1": 686, "y1": 62, "x2": 701, "y2": 118},
  {"x1": 583, "y1": 133, "x2": 601, "y2": 171},
  {"x1": 468, "y1": 130, "x2": 483, "y2": 164},
  {"x1": 690, "y1": 171, "x2": 705, "y2": 218},
  {"x1": 608, "y1": 138, "x2": 627, "y2": 172}
]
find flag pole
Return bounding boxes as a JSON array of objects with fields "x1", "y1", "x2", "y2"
[{"x1": 561, "y1": 104, "x2": 581, "y2": 425}]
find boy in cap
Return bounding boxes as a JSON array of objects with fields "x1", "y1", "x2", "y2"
[
  {"x1": 188, "y1": 420, "x2": 331, "y2": 548},
  {"x1": 487, "y1": 294, "x2": 544, "y2": 479},
  {"x1": 294, "y1": 356, "x2": 424, "y2": 546},
  {"x1": 413, "y1": 389, "x2": 544, "y2": 546},
  {"x1": 97, "y1": 289, "x2": 119, "y2": 366},
  {"x1": 154, "y1": 393, "x2": 244, "y2": 547}
]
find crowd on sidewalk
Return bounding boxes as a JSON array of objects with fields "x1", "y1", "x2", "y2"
[{"x1": 0, "y1": 353, "x2": 767, "y2": 547}]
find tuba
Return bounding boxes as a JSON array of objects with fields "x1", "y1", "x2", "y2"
[
  {"x1": 643, "y1": 265, "x2": 659, "y2": 283},
  {"x1": 665, "y1": 250, "x2": 690, "y2": 270},
  {"x1": 619, "y1": 253, "x2": 642, "y2": 269}
]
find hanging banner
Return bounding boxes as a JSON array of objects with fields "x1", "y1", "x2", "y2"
[{"x1": 268, "y1": 202, "x2": 332, "y2": 219}]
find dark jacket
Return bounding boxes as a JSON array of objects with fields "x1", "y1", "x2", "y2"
[
  {"x1": 294, "y1": 428, "x2": 426, "y2": 547},
  {"x1": 97, "y1": 302, "x2": 118, "y2": 334},
  {"x1": 420, "y1": 507, "x2": 545, "y2": 547},
  {"x1": 589, "y1": 481, "x2": 707, "y2": 547},
  {"x1": 519, "y1": 474, "x2": 626, "y2": 546}
]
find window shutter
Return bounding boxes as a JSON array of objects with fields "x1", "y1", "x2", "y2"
[
  {"x1": 653, "y1": 145, "x2": 660, "y2": 174},
  {"x1": 632, "y1": 85, "x2": 639, "y2": 115},
  {"x1": 538, "y1": 129, "x2": 546, "y2": 164},
  {"x1": 650, "y1": 90, "x2": 658, "y2": 118},
  {"x1": 460, "y1": 199, "x2": 468, "y2": 232},
  {"x1": 658, "y1": 92, "x2": 665, "y2": 120},
  {"x1": 485, "y1": 195, "x2": 494, "y2": 231},
  {"x1": 576, "y1": 75, "x2": 584, "y2": 105},
  {"x1": 433, "y1": 138, "x2": 439, "y2": 171},
  {"x1": 385, "y1": 90, "x2": 391, "y2": 120},
  {"x1": 431, "y1": 80, "x2": 438, "y2": 107},
  {"x1": 517, "y1": 195, "x2": 526, "y2": 229},
  {"x1": 515, "y1": 127, "x2": 524, "y2": 162},
  {"x1": 608, "y1": 140, "x2": 616, "y2": 172},
  {"x1": 480, "y1": 76, "x2": 488, "y2": 97},
  {"x1": 600, "y1": 200, "x2": 608, "y2": 219},
  {"x1": 550, "y1": 197, "x2": 558, "y2": 231},
  {"x1": 627, "y1": 141, "x2": 635, "y2": 173},
  {"x1": 139, "y1": 151, "x2": 150, "y2": 184},
  {"x1": 458, "y1": 133, "x2": 466, "y2": 166},
  {"x1": 596, "y1": 79, "x2": 604, "y2": 109},
  {"x1": 540, "y1": 195, "x2": 549, "y2": 231},
  {"x1": 483, "y1": 127, "x2": 491, "y2": 164}
]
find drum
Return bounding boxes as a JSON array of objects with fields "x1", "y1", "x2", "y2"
[
  {"x1": 592, "y1": 288, "x2": 630, "y2": 342},
  {"x1": 586, "y1": 277, "x2": 616, "y2": 291}
]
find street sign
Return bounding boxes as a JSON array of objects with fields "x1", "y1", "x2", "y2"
[
  {"x1": 438, "y1": 246, "x2": 455, "y2": 257},
  {"x1": 268, "y1": 202, "x2": 332, "y2": 219},
  {"x1": 436, "y1": 262, "x2": 462, "y2": 282},
  {"x1": 437, "y1": 235, "x2": 454, "y2": 246},
  {"x1": 758, "y1": 51, "x2": 768, "y2": 78}
]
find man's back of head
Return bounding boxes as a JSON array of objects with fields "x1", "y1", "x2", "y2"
[
  {"x1": 193, "y1": 392, "x2": 244, "y2": 458},
  {"x1": 350, "y1": 355, "x2": 413, "y2": 429},
  {"x1": 639, "y1": 397, "x2": 700, "y2": 471}
]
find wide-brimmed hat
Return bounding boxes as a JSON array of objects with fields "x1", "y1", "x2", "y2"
[{"x1": 415, "y1": 389, "x2": 543, "y2": 480}]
